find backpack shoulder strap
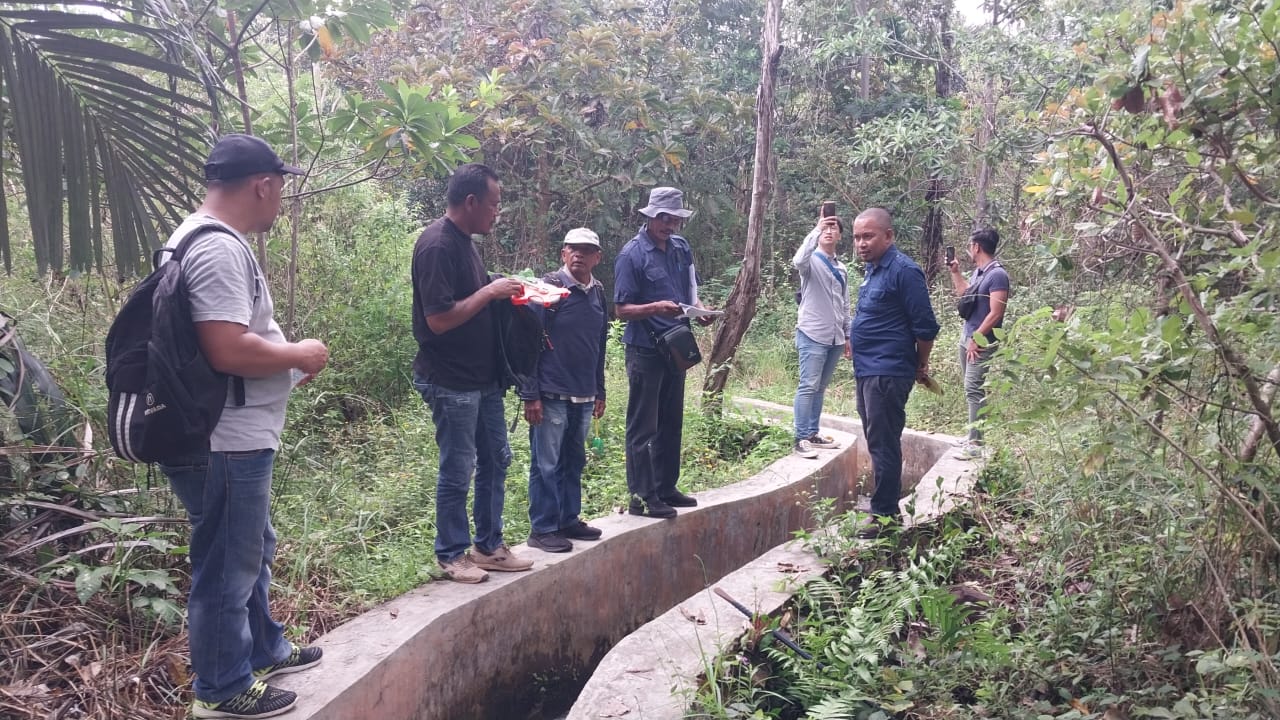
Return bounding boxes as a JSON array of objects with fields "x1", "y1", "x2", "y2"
[
  {"x1": 152, "y1": 220, "x2": 247, "y2": 407},
  {"x1": 813, "y1": 250, "x2": 846, "y2": 291},
  {"x1": 152, "y1": 221, "x2": 237, "y2": 271}
]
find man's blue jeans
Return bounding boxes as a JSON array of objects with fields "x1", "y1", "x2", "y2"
[
  {"x1": 161, "y1": 449, "x2": 290, "y2": 704},
  {"x1": 413, "y1": 379, "x2": 513, "y2": 563},
  {"x1": 794, "y1": 329, "x2": 845, "y2": 441},
  {"x1": 527, "y1": 398, "x2": 593, "y2": 535},
  {"x1": 854, "y1": 375, "x2": 915, "y2": 518}
]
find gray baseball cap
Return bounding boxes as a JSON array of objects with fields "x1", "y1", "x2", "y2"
[{"x1": 638, "y1": 187, "x2": 694, "y2": 218}]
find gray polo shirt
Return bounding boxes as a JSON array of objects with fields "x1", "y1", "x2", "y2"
[
  {"x1": 793, "y1": 224, "x2": 850, "y2": 346},
  {"x1": 162, "y1": 214, "x2": 292, "y2": 452}
]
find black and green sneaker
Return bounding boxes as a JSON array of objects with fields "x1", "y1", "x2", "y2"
[
  {"x1": 253, "y1": 645, "x2": 323, "y2": 681},
  {"x1": 191, "y1": 680, "x2": 296, "y2": 718}
]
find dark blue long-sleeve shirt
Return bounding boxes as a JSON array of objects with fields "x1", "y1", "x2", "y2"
[
  {"x1": 613, "y1": 227, "x2": 695, "y2": 348},
  {"x1": 517, "y1": 268, "x2": 608, "y2": 401},
  {"x1": 850, "y1": 245, "x2": 940, "y2": 379}
]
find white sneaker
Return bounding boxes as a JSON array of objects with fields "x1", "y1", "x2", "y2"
[
  {"x1": 793, "y1": 440, "x2": 818, "y2": 459},
  {"x1": 954, "y1": 443, "x2": 985, "y2": 461}
]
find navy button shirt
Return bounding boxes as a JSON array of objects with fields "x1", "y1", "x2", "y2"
[
  {"x1": 850, "y1": 245, "x2": 940, "y2": 379},
  {"x1": 614, "y1": 226, "x2": 695, "y2": 348}
]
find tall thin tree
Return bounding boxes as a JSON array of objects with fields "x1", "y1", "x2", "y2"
[{"x1": 702, "y1": 0, "x2": 783, "y2": 401}]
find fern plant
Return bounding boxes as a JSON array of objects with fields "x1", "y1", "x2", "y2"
[{"x1": 783, "y1": 528, "x2": 979, "y2": 715}]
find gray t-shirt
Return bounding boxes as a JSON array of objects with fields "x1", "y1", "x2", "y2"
[
  {"x1": 793, "y1": 224, "x2": 850, "y2": 346},
  {"x1": 960, "y1": 259, "x2": 1011, "y2": 345},
  {"x1": 162, "y1": 214, "x2": 291, "y2": 451}
]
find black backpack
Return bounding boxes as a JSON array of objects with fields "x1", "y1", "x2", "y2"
[
  {"x1": 494, "y1": 299, "x2": 546, "y2": 392},
  {"x1": 105, "y1": 224, "x2": 244, "y2": 463}
]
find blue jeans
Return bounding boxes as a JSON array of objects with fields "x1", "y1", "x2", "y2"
[
  {"x1": 527, "y1": 398, "x2": 593, "y2": 534},
  {"x1": 793, "y1": 329, "x2": 844, "y2": 441},
  {"x1": 958, "y1": 343, "x2": 995, "y2": 444},
  {"x1": 413, "y1": 379, "x2": 513, "y2": 563},
  {"x1": 855, "y1": 375, "x2": 915, "y2": 518},
  {"x1": 161, "y1": 449, "x2": 290, "y2": 703}
]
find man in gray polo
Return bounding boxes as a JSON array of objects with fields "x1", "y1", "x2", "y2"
[
  {"x1": 792, "y1": 214, "x2": 850, "y2": 458},
  {"x1": 160, "y1": 134, "x2": 329, "y2": 718}
]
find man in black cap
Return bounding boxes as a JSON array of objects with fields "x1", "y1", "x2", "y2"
[
  {"x1": 159, "y1": 133, "x2": 329, "y2": 719},
  {"x1": 614, "y1": 187, "x2": 715, "y2": 518}
]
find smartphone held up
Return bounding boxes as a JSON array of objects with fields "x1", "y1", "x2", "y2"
[{"x1": 945, "y1": 245, "x2": 956, "y2": 264}]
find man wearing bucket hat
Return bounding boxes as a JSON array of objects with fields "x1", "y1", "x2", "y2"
[
  {"x1": 519, "y1": 228, "x2": 610, "y2": 552},
  {"x1": 614, "y1": 187, "x2": 716, "y2": 518}
]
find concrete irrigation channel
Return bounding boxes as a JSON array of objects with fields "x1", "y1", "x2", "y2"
[{"x1": 276, "y1": 398, "x2": 977, "y2": 719}]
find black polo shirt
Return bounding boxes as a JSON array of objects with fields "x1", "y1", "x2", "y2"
[{"x1": 411, "y1": 217, "x2": 498, "y2": 389}]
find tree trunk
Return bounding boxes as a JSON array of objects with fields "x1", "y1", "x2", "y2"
[
  {"x1": 225, "y1": 9, "x2": 254, "y2": 134},
  {"x1": 855, "y1": 0, "x2": 871, "y2": 100},
  {"x1": 702, "y1": 0, "x2": 783, "y2": 402},
  {"x1": 973, "y1": 0, "x2": 1000, "y2": 228},
  {"x1": 920, "y1": 180, "x2": 945, "y2": 283},
  {"x1": 285, "y1": 23, "x2": 301, "y2": 336},
  {"x1": 921, "y1": 2, "x2": 955, "y2": 283},
  {"x1": 973, "y1": 76, "x2": 996, "y2": 228},
  {"x1": 226, "y1": 6, "x2": 269, "y2": 272}
]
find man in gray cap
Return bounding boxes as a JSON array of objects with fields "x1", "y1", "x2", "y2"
[
  {"x1": 614, "y1": 187, "x2": 715, "y2": 518},
  {"x1": 160, "y1": 134, "x2": 329, "y2": 718}
]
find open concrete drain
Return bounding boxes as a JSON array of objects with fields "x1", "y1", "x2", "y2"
[{"x1": 277, "y1": 400, "x2": 968, "y2": 720}]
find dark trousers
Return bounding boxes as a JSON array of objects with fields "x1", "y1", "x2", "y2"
[
  {"x1": 624, "y1": 344, "x2": 686, "y2": 500},
  {"x1": 855, "y1": 375, "x2": 915, "y2": 518}
]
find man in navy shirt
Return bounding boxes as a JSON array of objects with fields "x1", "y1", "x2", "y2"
[
  {"x1": 849, "y1": 208, "x2": 940, "y2": 537},
  {"x1": 614, "y1": 187, "x2": 714, "y2": 518},
  {"x1": 520, "y1": 228, "x2": 609, "y2": 552},
  {"x1": 946, "y1": 227, "x2": 1010, "y2": 460}
]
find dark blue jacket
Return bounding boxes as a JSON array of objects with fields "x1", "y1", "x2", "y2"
[
  {"x1": 517, "y1": 268, "x2": 608, "y2": 401},
  {"x1": 850, "y1": 245, "x2": 940, "y2": 379}
]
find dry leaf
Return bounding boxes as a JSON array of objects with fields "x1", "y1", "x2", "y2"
[
  {"x1": 599, "y1": 697, "x2": 632, "y2": 717},
  {"x1": 678, "y1": 606, "x2": 707, "y2": 625},
  {"x1": 77, "y1": 660, "x2": 103, "y2": 684},
  {"x1": 0, "y1": 683, "x2": 51, "y2": 699},
  {"x1": 166, "y1": 653, "x2": 190, "y2": 687},
  {"x1": 1069, "y1": 698, "x2": 1090, "y2": 713},
  {"x1": 1065, "y1": 580, "x2": 1094, "y2": 595},
  {"x1": 389, "y1": 608, "x2": 399, "y2": 619}
]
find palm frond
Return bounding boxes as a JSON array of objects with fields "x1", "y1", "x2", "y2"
[{"x1": 0, "y1": 1, "x2": 221, "y2": 275}]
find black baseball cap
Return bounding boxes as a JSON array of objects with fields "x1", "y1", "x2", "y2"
[{"x1": 204, "y1": 134, "x2": 304, "y2": 182}]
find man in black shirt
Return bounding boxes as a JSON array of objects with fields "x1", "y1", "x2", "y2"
[{"x1": 411, "y1": 163, "x2": 534, "y2": 583}]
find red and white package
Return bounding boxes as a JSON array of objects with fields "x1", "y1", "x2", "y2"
[{"x1": 511, "y1": 278, "x2": 570, "y2": 306}]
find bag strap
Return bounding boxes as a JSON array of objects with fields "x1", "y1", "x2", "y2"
[
  {"x1": 961, "y1": 260, "x2": 1004, "y2": 299},
  {"x1": 155, "y1": 221, "x2": 247, "y2": 406},
  {"x1": 152, "y1": 221, "x2": 234, "y2": 270},
  {"x1": 813, "y1": 250, "x2": 846, "y2": 292}
]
